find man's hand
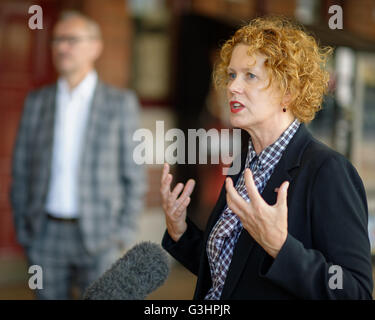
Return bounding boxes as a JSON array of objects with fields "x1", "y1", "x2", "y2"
[{"x1": 225, "y1": 168, "x2": 289, "y2": 258}]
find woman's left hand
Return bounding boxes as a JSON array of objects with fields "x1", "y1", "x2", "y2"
[{"x1": 225, "y1": 168, "x2": 289, "y2": 259}]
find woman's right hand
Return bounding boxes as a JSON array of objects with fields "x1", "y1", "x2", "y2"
[{"x1": 160, "y1": 163, "x2": 196, "y2": 242}]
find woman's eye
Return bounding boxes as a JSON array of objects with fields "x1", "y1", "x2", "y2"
[
  {"x1": 247, "y1": 73, "x2": 256, "y2": 79},
  {"x1": 228, "y1": 73, "x2": 236, "y2": 80}
]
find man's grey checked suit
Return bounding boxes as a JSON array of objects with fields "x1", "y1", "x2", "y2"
[{"x1": 11, "y1": 80, "x2": 146, "y2": 254}]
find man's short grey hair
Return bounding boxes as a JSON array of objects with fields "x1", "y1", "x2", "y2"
[{"x1": 57, "y1": 10, "x2": 102, "y2": 40}]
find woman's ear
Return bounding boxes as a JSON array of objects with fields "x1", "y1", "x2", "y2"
[{"x1": 281, "y1": 90, "x2": 292, "y2": 107}]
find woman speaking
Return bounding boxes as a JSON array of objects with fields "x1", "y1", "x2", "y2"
[{"x1": 160, "y1": 16, "x2": 373, "y2": 299}]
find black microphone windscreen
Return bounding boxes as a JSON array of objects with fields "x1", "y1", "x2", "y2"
[{"x1": 83, "y1": 241, "x2": 170, "y2": 300}]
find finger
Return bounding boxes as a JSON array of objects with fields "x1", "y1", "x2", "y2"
[
  {"x1": 179, "y1": 179, "x2": 196, "y2": 199},
  {"x1": 174, "y1": 196, "x2": 191, "y2": 218},
  {"x1": 244, "y1": 168, "x2": 265, "y2": 206},
  {"x1": 160, "y1": 173, "x2": 173, "y2": 200},
  {"x1": 225, "y1": 178, "x2": 248, "y2": 219},
  {"x1": 168, "y1": 182, "x2": 185, "y2": 209},
  {"x1": 161, "y1": 163, "x2": 169, "y2": 183},
  {"x1": 170, "y1": 179, "x2": 196, "y2": 214},
  {"x1": 276, "y1": 181, "x2": 289, "y2": 208}
]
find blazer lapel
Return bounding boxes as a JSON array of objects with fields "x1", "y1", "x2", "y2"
[
  {"x1": 260, "y1": 157, "x2": 291, "y2": 206},
  {"x1": 259, "y1": 124, "x2": 313, "y2": 208},
  {"x1": 43, "y1": 85, "x2": 57, "y2": 159},
  {"x1": 38, "y1": 85, "x2": 57, "y2": 202},
  {"x1": 79, "y1": 81, "x2": 106, "y2": 172},
  {"x1": 220, "y1": 123, "x2": 313, "y2": 299},
  {"x1": 220, "y1": 229, "x2": 256, "y2": 299}
]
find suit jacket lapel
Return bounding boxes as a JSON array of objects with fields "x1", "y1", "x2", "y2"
[
  {"x1": 39, "y1": 84, "x2": 57, "y2": 203},
  {"x1": 220, "y1": 123, "x2": 313, "y2": 299},
  {"x1": 79, "y1": 81, "x2": 106, "y2": 172}
]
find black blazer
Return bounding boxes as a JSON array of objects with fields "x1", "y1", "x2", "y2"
[{"x1": 162, "y1": 124, "x2": 373, "y2": 299}]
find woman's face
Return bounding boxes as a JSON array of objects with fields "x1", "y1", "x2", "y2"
[{"x1": 226, "y1": 44, "x2": 285, "y2": 133}]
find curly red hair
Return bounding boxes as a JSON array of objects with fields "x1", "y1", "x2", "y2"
[{"x1": 214, "y1": 16, "x2": 333, "y2": 123}]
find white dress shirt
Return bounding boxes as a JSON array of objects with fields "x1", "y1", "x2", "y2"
[{"x1": 45, "y1": 71, "x2": 98, "y2": 218}]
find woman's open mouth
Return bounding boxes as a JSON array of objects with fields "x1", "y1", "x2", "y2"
[{"x1": 230, "y1": 101, "x2": 245, "y2": 113}]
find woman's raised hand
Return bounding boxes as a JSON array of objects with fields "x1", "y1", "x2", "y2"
[{"x1": 160, "y1": 163, "x2": 195, "y2": 242}]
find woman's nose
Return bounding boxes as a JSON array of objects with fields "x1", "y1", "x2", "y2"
[{"x1": 228, "y1": 77, "x2": 243, "y2": 94}]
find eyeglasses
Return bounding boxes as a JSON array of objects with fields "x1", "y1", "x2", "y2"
[{"x1": 50, "y1": 36, "x2": 96, "y2": 46}]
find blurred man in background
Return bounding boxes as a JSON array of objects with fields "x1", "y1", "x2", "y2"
[{"x1": 10, "y1": 11, "x2": 145, "y2": 299}]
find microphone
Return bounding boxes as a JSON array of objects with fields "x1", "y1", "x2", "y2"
[{"x1": 83, "y1": 241, "x2": 170, "y2": 300}]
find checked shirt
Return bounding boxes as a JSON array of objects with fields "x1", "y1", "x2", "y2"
[{"x1": 205, "y1": 119, "x2": 300, "y2": 300}]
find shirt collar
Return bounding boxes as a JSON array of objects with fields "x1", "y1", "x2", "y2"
[
  {"x1": 246, "y1": 119, "x2": 301, "y2": 170},
  {"x1": 57, "y1": 70, "x2": 98, "y2": 100}
]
